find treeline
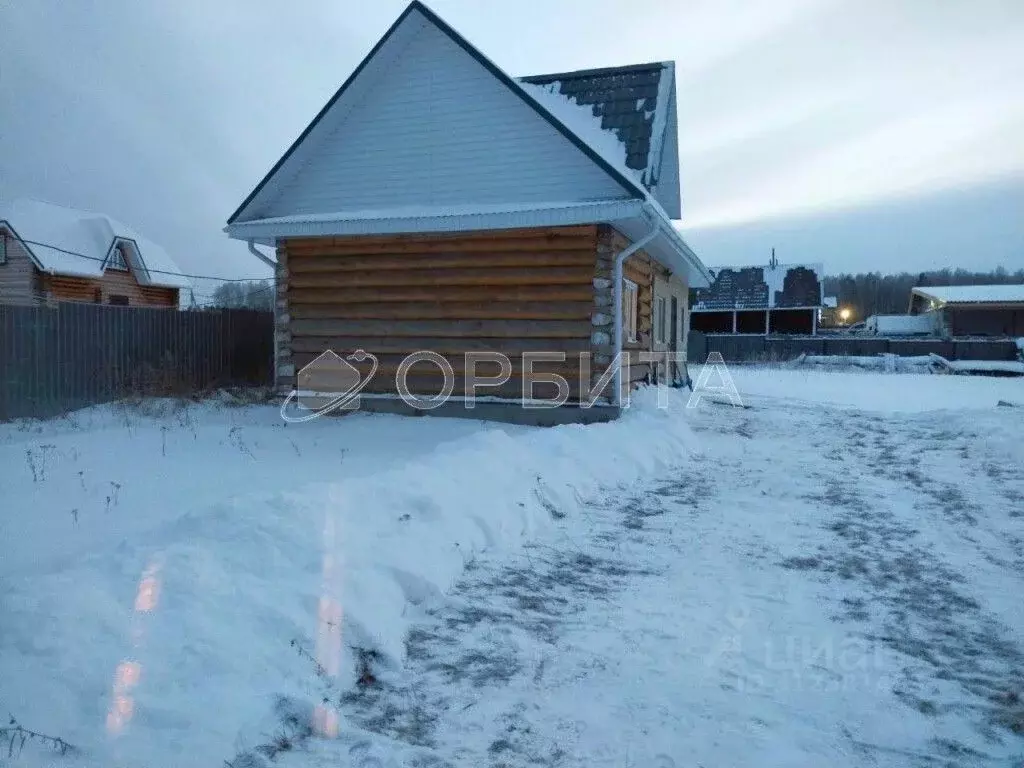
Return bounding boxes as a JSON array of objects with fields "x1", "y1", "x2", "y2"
[
  {"x1": 210, "y1": 280, "x2": 274, "y2": 310},
  {"x1": 823, "y1": 267, "x2": 1024, "y2": 320}
]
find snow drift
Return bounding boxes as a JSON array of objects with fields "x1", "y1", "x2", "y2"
[{"x1": 0, "y1": 388, "x2": 698, "y2": 766}]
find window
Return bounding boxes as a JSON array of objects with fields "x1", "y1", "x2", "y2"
[
  {"x1": 106, "y1": 246, "x2": 128, "y2": 271},
  {"x1": 0, "y1": 232, "x2": 7, "y2": 264},
  {"x1": 108, "y1": 295, "x2": 130, "y2": 306},
  {"x1": 623, "y1": 280, "x2": 638, "y2": 343},
  {"x1": 670, "y1": 296, "x2": 679, "y2": 345},
  {"x1": 654, "y1": 296, "x2": 667, "y2": 344}
]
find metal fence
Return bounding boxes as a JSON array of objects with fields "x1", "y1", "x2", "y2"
[
  {"x1": 687, "y1": 332, "x2": 1021, "y2": 363},
  {"x1": 0, "y1": 303, "x2": 273, "y2": 420}
]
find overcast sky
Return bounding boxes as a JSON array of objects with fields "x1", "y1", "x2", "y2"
[{"x1": 1, "y1": 0, "x2": 1022, "y2": 291}]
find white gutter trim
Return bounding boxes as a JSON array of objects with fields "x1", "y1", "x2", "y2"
[
  {"x1": 247, "y1": 239, "x2": 277, "y2": 269},
  {"x1": 640, "y1": 200, "x2": 713, "y2": 286},
  {"x1": 645, "y1": 62, "x2": 674, "y2": 188},
  {"x1": 613, "y1": 221, "x2": 659, "y2": 407},
  {"x1": 225, "y1": 200, "x2": 646, "y2": 241},
  {"x1": 248, "y1": 239, "x2": 278, "y2": 383}
]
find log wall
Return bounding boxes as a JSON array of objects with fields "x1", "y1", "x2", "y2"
[
  {"x1": 277, "y1": 226, "x2": 606, "y2": 401},
  {"x1": 592, "y1": 226, "x2": 666, "y2": 399},
  {"x1": 40, "y1": 271, "x2": 178, "y2": 308},
  {"x1": 0, "y1": 227, "x2": 41, "y2": 306}
]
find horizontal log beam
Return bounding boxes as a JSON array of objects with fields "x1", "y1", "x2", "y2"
[
  {"x1": 290, "y1": 336, "x2": 592, "y2": 355},
  {"x1": 289, "y1": 266, "x2": 593, "y2": 289},
  {"x1": 624, "y1": 267, "x2": 650, "y2": 285},
  {"x1": 287, "y1": 225, "x2": 595, "y2": 247},
  {"x1": 291, "y1": 318, "x2": 591, "y2": 339},
  {"x1": 286, "y1": 285, "x2": 594, "y2": 304},
  {"x1": 288, "y1": 250, "x2": 596, "y2": 273},
  {"x1": 356, "y1": 379, "x2": 594, "y2": 400},
  {"x1": 293, "y1": 353, "x2": 589, "y2": 376},
  {"x1": 289, "y1": 369, "x2": 608, "y2": 401},
  {"x1": 286, "y1": 238, "x2": 596, "y2": 258},
  {"x1": 288, "y1": 301, "x2": 593, "y2": 321}
]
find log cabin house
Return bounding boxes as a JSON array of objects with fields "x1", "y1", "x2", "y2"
[
  {"x1": 225, "y1": 1, "x2": 711, "y2": 420},
  {"x1": 0, "y1": 199, "x2": 189, "y2": 308}
]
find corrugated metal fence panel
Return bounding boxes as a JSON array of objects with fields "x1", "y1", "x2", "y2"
[
  {"x1": 0, "y1": 305, "x2": 273, "y2": 421},
  {"x1": 687, "y1": 332, "x2": 1019, "y2": 364},
  {"x1": 953, "y1": 340, "x2": 1019, "y2": 361},
  {"x1": 823, "y1": 338, "x2": 888, "y2": 357},
  {"x1": 687, "y1": 331, "x2": 707, "y2": 363}
]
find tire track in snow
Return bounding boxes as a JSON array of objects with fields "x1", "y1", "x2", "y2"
[
  {"x1": 784, "y1": 408, "x2": 1024, "y2": 764},
  {"x1": 270, "y1": 397, "x2": 1024, "y2": 768}
]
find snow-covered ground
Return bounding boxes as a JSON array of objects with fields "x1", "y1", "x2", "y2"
[{"x1": 1, "y1": 371, "x2": 1022, "y2": 767}]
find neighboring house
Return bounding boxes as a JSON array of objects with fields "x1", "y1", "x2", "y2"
[
  {"x1": 225, "y1": 1, "x2": 711, "y2": 415},
  {"x1": 909, "y1": 285, "x2": 1024, "y2": 338},
  {"x1": 0, "y1": 199, "x2": 189, "y2": 308},
  {"x1": 691, "y1": 260, "x2": 825, "y2": 335}
]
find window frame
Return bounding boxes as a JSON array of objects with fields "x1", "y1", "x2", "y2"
[
  {"x1": 654, "y1": 295, "x2": 668, "y2": 344},
  {"x1": 105, "y1": 245, "x2": 128, "y2": 272},
  {"x1": 623, "y1": 279, "x2": 639, "y2": 343}
]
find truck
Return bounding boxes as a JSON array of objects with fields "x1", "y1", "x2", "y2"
[{"x1": 862, "y1": 314, "x2": 936, "y2": 336}]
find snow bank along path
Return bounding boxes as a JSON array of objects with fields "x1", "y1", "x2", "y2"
[{"x1": 0, "y1": 390, "x2": 697, "y2": 766}]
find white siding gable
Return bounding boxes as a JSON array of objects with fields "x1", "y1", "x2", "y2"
[
  {"x1": 248, "y1": 14, "x2": 634, "y2": 220},
  {"x1": 655, "y1": 90, "x2": 682, "y2": 219}
]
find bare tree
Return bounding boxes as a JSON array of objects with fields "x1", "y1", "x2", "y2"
[{"x1": 211, "y1": 281, "x2": 274, "y2": 310}]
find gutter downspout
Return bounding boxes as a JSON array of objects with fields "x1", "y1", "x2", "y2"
[
  {"x1": 247, "y1": 239, "x2": 277, "y2": 269},
  {"x1": 248, "y1": 240, "x2": 279, "y2": 390},
  {"x1": 639, "y1": 201, "x2": 713, "y2": 286},
  {"x1": 613, "y1": 221, "x2": 659, "y2": 407}
]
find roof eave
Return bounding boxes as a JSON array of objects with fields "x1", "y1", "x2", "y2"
[
  {"x1": 225, "y1": 200, "x2": 647, "y2": 241},
  {"x1": 0, "y1": 219, "x2": 46, "y2": 271},
  {"x1": 638, "y1": 201, "x2": 712, "y2": 288},
  {"x1": 911, "y1": 287, "x2": 1024, "y2": 307}
]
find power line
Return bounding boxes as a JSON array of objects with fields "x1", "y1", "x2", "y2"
[{"x1": 13, "y1": 236, "x2": 274, "y2": 284}]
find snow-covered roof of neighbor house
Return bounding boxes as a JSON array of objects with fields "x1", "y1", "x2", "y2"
[
  {"x1": 0, "y1": 199, "x2": 190, "y2": 289},
  {"x1": 912, "y1": 285, "x2": 1024, "y2": 306},
  {"x1": 518, "y1": 62, "x2": 674, "y2": 193}
]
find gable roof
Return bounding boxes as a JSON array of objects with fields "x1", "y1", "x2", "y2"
[
  {"x1": 0, "y1": 199, "x2": 190, "y2": 289},
  {"x1": 227, "y1": 0, "x2": 647, "y2": 226},
  {"x1": 224, "y1": 1, "x2": 709, "y2": 287},
  {"x1": 912, "y1": 284, "x2": 1024, "y2": 306},
  {"x1": 518, "y1": 62, "x2": 674, "y2": 193}
]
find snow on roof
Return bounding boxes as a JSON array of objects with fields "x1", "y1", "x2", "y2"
[
  {"x1": 518, "y1": 62, "x2": 674, "y2": 192},
  {"x1": 912, "y1": 284, "x2": 1024, "y2": 305},
  {"x1": 514, "y1": 80, "x2": 644, "y2": 187},
  {"x1": 0, "y1": 199, "x2": 190, "y2": 289},
  {"x1": 514, "y1": 78, "x2": 693, "y2": 237}
]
